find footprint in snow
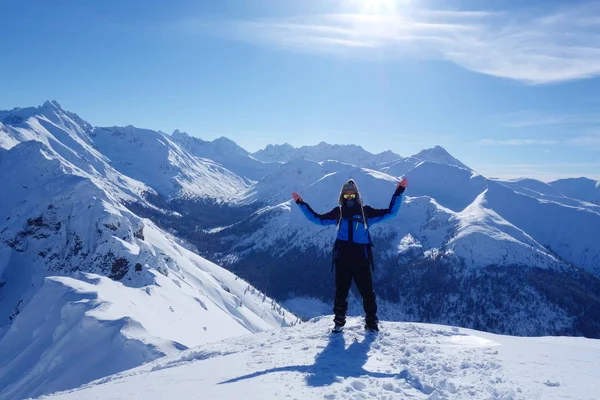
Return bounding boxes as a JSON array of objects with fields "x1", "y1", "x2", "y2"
[
  {"x1": 544, "y1": 380, "x2": 560, "y2": 387},
  {"x1": 351, "y1": 380, "x2": 367, "y2": 391}
]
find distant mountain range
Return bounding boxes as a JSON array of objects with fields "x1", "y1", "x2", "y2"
[
  {"x1": 1, "y1": 101, "x2": 600, "y2": 397},
  {"x1": 0, "y1": 101, "x2": 296, "y2": 399}
]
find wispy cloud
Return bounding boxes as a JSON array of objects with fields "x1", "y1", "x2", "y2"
[
  {"x1": 477, "y1": 139, "x2": 559, "y2": 146},
  {"x1": 475, "y1": 162, "x2": 600, "y2": 182},
  {"x1": 501, "y1": 111, "x2": 600, "y2": 127},
  {"x1": 185, "y1": 2, "x2": 600, "y2": 84},
  {"x1": 570, "y1": 134, "x2": 600, "y2": 146},
  {"x1": 476, "y1": 130, "x2": 600, "y2": 149}
]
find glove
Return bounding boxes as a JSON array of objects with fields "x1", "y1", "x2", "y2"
[
  {"x1": 292, "y1": 192, "x2": 303, "y2": 204},
  {"x1": 395, "y1": 178, "x2": 408, "y2": 195}
]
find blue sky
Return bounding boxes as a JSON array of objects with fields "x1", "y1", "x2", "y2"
[{"x1": 1, "y1": 0, "x2": 600, "y2": 181}]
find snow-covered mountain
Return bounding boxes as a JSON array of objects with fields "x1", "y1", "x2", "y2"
[
  {"x1": 1, "y1": 100, "x2": 600, "y2": 398},
  {"x1": 0, "y1": 104, "x2": 296, "y2": 399},
  {"x1": 0, "y1": 101, "x2": 151, "y2": 203},
  {"x1": 252, "y1": 141, "x2": 401, "y2": 167},
  {"x1": 549, "y1": 177, "x2": 600, "y2": 206},
  {"x1": 91, "y1": 126, "x2": 247, "y2": 201},
  {"x1": 171, "y1": 130, "x2": 280, "y2": 182},
  {"x1": 0, "y1": 101, "x2": 250, "y2": 204},
  {"x1": 44, "y1": 317, "x2": 600, "y2": 400},
  {"x1": 228, "y1": 155, "x2": 600, "y2": 277},
  {"x1": 206, "y1": 155, "x2": 600, "y2": 337},
  {"x1": 493, "y1": 178, "x2": 600, "y2": 212},
  {"x1": 411, "y1": 145, "x2": 471, "y2": 170},
  {"x1": 233, "y1": 158, "x2": 360, "y2": 206}
]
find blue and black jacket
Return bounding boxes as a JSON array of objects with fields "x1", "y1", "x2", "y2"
[{"x1": 296, "y1": 187, "x2": 404, "y2": 270}]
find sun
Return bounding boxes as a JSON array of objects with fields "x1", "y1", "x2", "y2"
[{"x1": 346, "y1": 0, "x2": 407, "y2": 15}]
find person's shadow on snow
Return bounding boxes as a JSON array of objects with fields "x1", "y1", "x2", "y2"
[{"x1": 219, "y1": 333, "x2": 397, "y2": 387}]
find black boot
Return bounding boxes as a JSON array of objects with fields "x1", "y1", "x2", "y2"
[
  {"x1": 365, "y1": 318, "x2": 379, "y2": 332},
  {"x1": 332, "y1": 315, "x2": 346, "y2": 333}
]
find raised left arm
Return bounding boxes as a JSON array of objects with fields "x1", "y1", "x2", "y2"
[{"x1": 365, "y1": 178, "x2": 408, "y2": 225}]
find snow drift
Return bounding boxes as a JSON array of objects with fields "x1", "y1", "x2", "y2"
[{"x1": 43, "y1": 317, "x2": 600, "y2": 400}]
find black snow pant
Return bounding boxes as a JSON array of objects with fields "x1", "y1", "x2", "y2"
[{"x1": 333, "y1": 261, "x2": 378, "y2": 325}]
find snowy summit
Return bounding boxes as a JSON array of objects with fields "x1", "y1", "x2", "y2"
[
  {"x1": 43, "y1": 317, "x2": 600, "y2": 400},
  {"x1": 1, "y1": 100, "x2": 599, "y2": 400}
]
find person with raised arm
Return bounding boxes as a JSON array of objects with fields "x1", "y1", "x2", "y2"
[{"x1": 292, "y1": 178, "x2": 408, "y2": 333}]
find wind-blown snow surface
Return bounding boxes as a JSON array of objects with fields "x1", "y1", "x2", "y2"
[
  {"x1": 43, "y1": 317, "x2": 600, "y2": 400},
  {"x1": 0, "y1": 108, "x2": 296, "y2": 399},
  {"x1": 0, "y1": 194, "x2": 294, "y2": 399}
]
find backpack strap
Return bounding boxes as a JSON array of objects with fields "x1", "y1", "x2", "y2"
[
  {"x1": 360, "y1": 203, "x2": 368, "y2": 230},
  {"x1": 331, "y1": 239, "x2": 341, "y2": 272},
  {"x1": 367, "y1": 231, "x2": 375, "y2": 271}
]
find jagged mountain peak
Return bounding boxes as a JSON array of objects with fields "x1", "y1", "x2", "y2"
[
  {"x1": 42, "y1": 100, "x2": 63, "y2": 111},
  {"x1": 379, "y1": 149, "x2": 400, "y2": 157},
  {"x1": 411, "y1": 145, "x2": 470, "y2": 170},
  {"x1": 0, "y1": 100, "x2": 91, "y2": 136},
  {"x1": 170, "y1": 131, "x2": 239, "y2": 147},
  {"x1": 281, "y1": 142, "x2": 295, "y2": 149},
  {"x1": 212, "y1": 136, "x2": 247, "y2": 151},
  {"x1": 314, "y1": 141, "x2": 358, "y2": 149},
  {"x1": 171, "y1": 129, "x2": 189, "y2": 139},
  {"x1": 253, "y1": 141, "x2": 401, "y2": 166},
  {"x1": 264, "y1": 142, "x2": 295, "y2": 149},
  {"x1": 412, "y1": 145, "x2": 451, "y2": 158},
  {"x1": 3, "y1": 99, "x2": 600, "y2": 399},
  {"x1": 171, "y1": 133, "x2": 278, "y2": 181}
]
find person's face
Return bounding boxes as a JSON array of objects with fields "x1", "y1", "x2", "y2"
[
  {"x1": 343, "y1": 192, "x2": 357, "y2": 201},
  {"x1": 343, "y1": 191, "x2": 357, "y2": 206}
]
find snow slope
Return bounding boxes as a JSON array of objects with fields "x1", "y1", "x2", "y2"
[
  {"x1": 44, "y1": 317, "x2": 600, "y2": 400},
  {"x1": 484, "y1": 183, "x2": 600, "y2": 277},
  {"x1": 233, "y1": 158, "x2": 361, "y2": 206},
  {"x1": 393, "y1": 161, "x2": 600, "y2": 275},
  {"x1": 0, "y1": 138, "x2": 295, "y2": 399},
  {"x1": 91, "y1": 126, "x2": 247, "y2": 201},
  {"x1": 212, "y1": 157, "x2": 600, "y2": 337},
  {"x1": 0, "y1": 100, "x2": 151, "y2": 203},
  {"x1": 2, "y1": 100, "x2": 600, "y2": 398},
  {"x1": 401, "y1": 161, "x2": 487, "y2": 212},
  {"x1": 446, "y1": 190, "x2": 566, "y2": 270},
  {"x1": 378, "y1": 156, "x2": 423, "y2": 178},
  {"x1": 225, "y1": 157, "x2": 591, "y2": 275},
  {"x1": 172, "y1": 130, "x2": 280, "y2": 182},
  {"x1": 550, "y1": 177, "x2": 600, "y2": 206},
  {"x1": 0, "y1": 221, "x2": 296, "y2": 400},
  {"x1": 495, "y1": 178, "x2": 600, "y2": 213},
  {"x1": 0, "y1": 101, "x2": 247, "y2": 202}
]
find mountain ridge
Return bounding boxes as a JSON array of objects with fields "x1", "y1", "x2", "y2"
[
  {"x1": 0, "y1": 103, "x2": 297, "y2": 399},
  {"x1": 2, "y1": 100, "x2": 600, "y2": 397}
]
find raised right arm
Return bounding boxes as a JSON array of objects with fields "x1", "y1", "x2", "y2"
[{"x1": 296, "y1": 200, "x2": 340, "y2": 226}]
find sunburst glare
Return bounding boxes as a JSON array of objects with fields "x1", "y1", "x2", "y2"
[{"x1": 344, "y1": 0, "x2": 409, "y2": 15}]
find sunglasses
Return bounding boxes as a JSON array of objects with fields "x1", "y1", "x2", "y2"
[{"x1": 343, "y1": 193, "x2": 357, "y2": 199}]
